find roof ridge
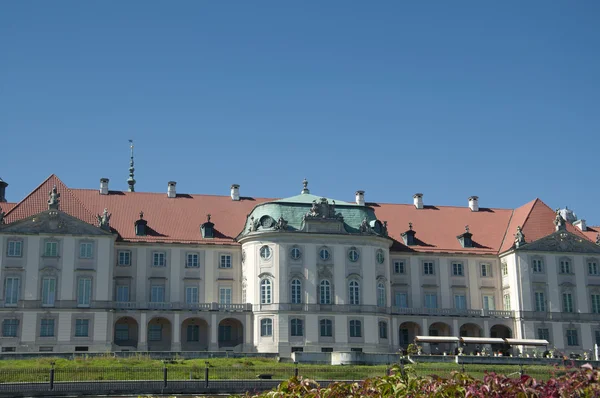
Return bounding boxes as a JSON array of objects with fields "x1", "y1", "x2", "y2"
[
  {"x1": 519, "y1": 198, "x2": 541, "y2": 230},
  {"x1": 497, "y1": 209, "x2": 516, "y2": 254},
  {"x1": 4, "y1": 174, "x2": 57, "y2": 217},
  {"x1": 69, "y1": 188, "x2": 276, "y2": 201}
]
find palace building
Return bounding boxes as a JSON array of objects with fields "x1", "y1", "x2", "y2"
[{"x1": 1, "y1": 167, "x2": 599, "y2": 356}]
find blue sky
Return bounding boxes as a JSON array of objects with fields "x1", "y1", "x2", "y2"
[{"x1": 1, "y1": 2, "x2": 599, "y2": 221}]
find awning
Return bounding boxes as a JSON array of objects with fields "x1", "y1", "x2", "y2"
[
  {"x1": 415, "y1": 336, "x2": 460, "y2": 343},
  {"x1": 460, "y1": 337, "x2": 505, "y2": 345},
  {"x1": 504, "y1": 338, "x2": 549, "y2": 346}
]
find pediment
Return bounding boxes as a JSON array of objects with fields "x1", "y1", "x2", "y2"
[
  {"x1": 518, "y1": 230, "x2": 600, "y2": 254},
  {"x1": 0, "y1": 210, "x2": 112, "y2": 236}
]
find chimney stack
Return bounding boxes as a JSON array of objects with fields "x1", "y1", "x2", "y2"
[
  {"x1": 167, "y1": 181, "x2": 177, "y2": 198},
  {"x1": 574, "y1": 219, "x2": 587, "y2": 231},
  {"x1": 231, "y1": 184, "x2": 240, "y2": 201},
  {"x1": 99, "y1": 178, "x2": 109, "y2": 195},
  {"x1": 413, "y1": 193, "x2": 423, "y2": 209},
  {"x1": 468, "y1": 196, "x2": 479, "y2": 212},
  {"x1": 355, "y1": 190, "x2": 365, "y2": 206},
  {"x1": 0, "y1": 178, "x2": 7, "y2": 202}
]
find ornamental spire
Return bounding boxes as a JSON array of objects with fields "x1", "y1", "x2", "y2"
[
  {"x1": 127, "y1": 139, "x2": 136, "y2": 192},
  {"x1": 301, "y1": 178, "x2": 309, "y2": 194}
]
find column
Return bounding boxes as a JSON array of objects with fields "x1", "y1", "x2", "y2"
[
  {"x1": 204, "y1": 250, "x2": 215, "y2": 302},
  {"x1": 552, "y1": 323, "x2": 564, "y2": 350},
  {"x1": 21, "y1": 312, "x2": 37, "y2": 342},
  {"x1": 24, "y1": 237, "x2": 40, "y2": 300},
  {"x1": 467, "y1": 259, "x2": 479, "y2": 309},
  {"x1": 439, "y1": 259, "x2": 451, "y2": 308},
  {"x1": 60, "y1": 237, "x2": 75, "y2": 300},
  {"x1": 364, "y1": 315, "x2": 378, "y2": 345},
  {"x1": 392, "y1": 317, "x2": 399, "y2": 350},
  {"x1": 574, "y1": 256, "x2": 589, "y2": 312},
  {"x1": 136, "y1": 249, "x2": 148, "y2": 302},
  {"x1": 96, "y1": 238, "x2": 112, "y2": 301},
  {"x1": 170, "y1": 249, "x2": 181, "y2": 305},
  {"x1": 421, "y1": 318, "x2": 429, "y2": 352},
  {"x1": 305, "y1": 314, "x2": 318, "y2": 346},
  {"x1": 581, "y1": 323, "x2": 593, "y2": 352},
  {"x1": 244, "y1": 313, "x2": 253, "y2": 351},
  {"x1": 334, "y1": 315, "x2": 348, "y2": 344},
  {"x1": 362, "y1": 246, "x2": 376, "y2": 305},
  {"x1": 209, "y1": 312, "x2": 218, "y2": 350},
  {"x1": 333, "y1": 246, "x2": 345, "y2": 304},
  {"x1": 139, "y1": 313, "x2": 147, "y2": 351},
  {"x1": 57, "y1": 313, "x2": 72, "y2": 342},
  {"x1": 172, "y1": 313, "x2": 181, "y2": 351},
  {"x1": 547, "y1": 257, "x2": 560, "y2": 312},
  {"x1": 453, "y1": 319, "x2": 459, "y2": 337},
  {"x1": 410, "y1": 257, "x2": 421, "y2": 308}
]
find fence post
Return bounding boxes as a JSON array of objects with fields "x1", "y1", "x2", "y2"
[
  {"x1": 205, "y1": 361, "x2": 209, "y2": 388},
  {"x1": 49, "y1": 363, "x2": 55, "y2": 391},
  {"x1": 163, "y1": 366, "x2": 168, "y2": 388},
  {"x1": 294, "y1": 361, "x2": 299, "y2": 378},
  {"x1": 519, "y1": 364, "x2": 524, "y2": 377}
]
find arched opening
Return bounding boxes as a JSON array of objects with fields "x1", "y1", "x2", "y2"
[
  {"x1": 218, "y1": 318, "x2": 244, "y2": 349},
  {"x1": 181, "y1": 317, "x2": 209, "y2": 351},
  {"x1": 147, "y1": 317, "x2": 172, "y2": 351},
  {"x1": 490, "y1": 324, "x2": 512, "y2": 355},
  {"x1": 399, "y1": 322, "x2": 420, "y2": 351},
  {"x1": 460, "y1": 323, "x2": 483, "y2": 354},
  {"x1": 428, "y1": 322, "x2": 452, "y2": 354},
  {"x1": 114, "y1": 317, "x2": 139, "y2": 349}
]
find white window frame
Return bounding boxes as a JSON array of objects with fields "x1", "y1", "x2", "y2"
[
  {"x1": 394, "y1": 261, "x2": 405, "y2": 274},
  {"x1": 290, "y1": 279, "x2": 302, "y2": 304},
  {"x1": 44, "y1": 241, "x2": 58, "y2": 257},
  {"x1": 319, "y1": 280, "x2": 331, "y2": 304},
  {"x1": 77, "y1": 277, "x2": 92, "y2": 307},
  {"x1": 152, "y1": 252, "x2": 166, "y2": 267},
  {"x1": 348, "y1": 280, "x2": 360, "y2": 305},
  {"x1": 186, "y1": 286, "x2": 199, "y2": 304},
  {"x1": 376, "y1": 250, "x2": 385, "y2": 264},
  {"x1": 454, "y1": 294, "x2": 466, "y2": 310},
  {"x1": 452, "y1": 262, "x2": 464, "y2": 276},
  {"x1": 532, "y1": 258, "x2": 544, "y2": 273},
  {"x1": 260, "y1": 279, "x2": 272, "y2": 304},
  {"x1": 534, "y1": 291, "x2": 546, "y2": 312},
  {"x1": 588, "y1": 260, "x2": 599, "y2": 276},
  {"x1": 4, "y1": 277, "x2": 19, "y2": 306},
  {"x1": 348, "y1": 248, "x2": 359, "y2": 262},
  {"x1": 423, "y1": 261, "x2": 434, "y2": 275},
  {"x1": 562, "y1": 292, "x2": 574, "y2": 313},
  {"x1": 150, "y1": 284, "x2": 165, "y2": 303},
  {"x1": 116, "y1": 284, "x2": 129, "y2": 302},
  {"x1": 503, "y1": 294, "x2": 511, "y2": 310},
  {"x1": 117, "y1": 250, "x2": 131, "y2": 266},
  {"x1": 219, "y1": 254, "x2": 232, "y2": 269},
  {"x1": 395, "y1": 292, "x2": 408, "y2": 308},
  {"x1": 501, "y1": 262, "x2": 508, "y2": 276},
  {"x1": 425, "y1": 293, "x2": 438, "y2": 309},
  {"x1": 319, "y1": 248, "x2": 330, "y2": 261},
  {"x1": 7, "y1": 240, "x2": 22, "y2": 257},
  {"x1": 290, "y1": 247, "x2": 301, "y2": 260},
  {"x1": 40, "y1": 318, "x2": 55, "y2": 337},
  {"x1": 186, "y1": 253, "x2": 199, "y2": 268},
  {"x1": 79, "y1": 242, "x2": 93, "y2": 259},
  {"x1": 75, "y1": 319, "x2": 89, "y2": 337},
  {"x1": 259, "y1": 246, "x2": 271, "y2": 260},
  {"x1": 219, "y1": 287, "x2": 232, "y2": 304},
  {"x1": 559, "y1": 259, "x2": 572, "y2": 274},
  {"x1": 482, "y1": 295, "x2": 495, "y2": 310},
  {"x1": 377, "y1": 282, "x2": 386, "y2": 307},
  {"x1": 41, "y1": 277, "x2": 56, "y2": 307},
  {"x1": 480, "y1": 263, "x2": 491, "y2": 277},
  {"x1": 260, "y1": 318, "x2": 272, "y2": 336}
]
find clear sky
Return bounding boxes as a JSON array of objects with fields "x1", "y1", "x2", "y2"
[{"x1": 1, "y1": 2, "x2": 599, "y2": 221}]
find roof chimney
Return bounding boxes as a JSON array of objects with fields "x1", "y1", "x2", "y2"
[
  {"x1": 167, "y1": 181, "x2": 177, "y2": 198},
  {"x1": 99, "y1": 178, "x2": 109, "y2": 195},
  {"x1": 0, "y1": 178, "x2": 7, "y2": 202},
  {"x1": 231, "y1": 184, "x2": 240, "y2": 201},
  {"x1": 413, "y1": 193, "x2": 423, "y2": 209},
  {"x1": 573, "y1": 219, "x2": 587, "y2": 232},
  {"x1": 355, "y1": 190, "x2": 365, "y2": 206},
  {"x1": 468, "y1": 196, "x2": 479, "y2": 212}
]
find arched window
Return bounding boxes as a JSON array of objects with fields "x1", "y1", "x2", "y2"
[
  {"x1": 377, "y1": 282, "x2": 386, "y2": 307},
  {"x1": 349, "y1": 280, "x2": 360, "y2": 305},
  {"x1": 260, "y1": 318, "x2": 272, "y2": 336},
  {"x1": 319, "y1": 280, "x2": 331, "y2": 304},
  {"x1": 378, "y1": 321, "x2": 388, "y2": 339},
  {"x1": 291, "y1": 279, "x2": 302, "y2": 304},
  {"x1": 320, "y1": 319, "x2": 333, "y2": 337},
  {"x1": 260, "y1": 279, "x2": 272, "y2": 304},
  {"x1": 290, "y1": 318, "x2": 303, "y2": 336},
  {"x1": 349, "y1": 320, "x2": 362, "y2": 337}
]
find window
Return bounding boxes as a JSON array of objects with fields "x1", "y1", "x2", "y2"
[
  {"x1": 41, "y1": 277, "x2": 56, "y2": 306},
  {"x1": 321, "y1": 347, "x2": 333, "y2": 352},
  {"x1": 4, "y1": 277, "x2": 19, "y2": 306},
  {"x1": 187, "y1": 325, "x2": 199, "y2": 342},
  {"x1": 116, "y1": 285, "x2": 129, "y2": 302},
  {"x1": 260, "y1": 279, "x2": 272, "y2": 304},
  {"x1": 535, "y1": 292, "x2": 546, "y2": 312},
  {"x1": 377, "y1": 282, "x2": 386, "y2": 307},
  {"x1": 349, "y1": 320, "x2": 362, "y2": 338},
  {"x1": 348, "y1": 248, "x2": 359, "y2": 262},
  {"x1": 503, "y1": 294, "x2": 511, "y2": 310},
  {"x1": 481, "y1": 263, "x2": 491, "y2": 277},
  {"x1": 591, "y1": 294, "x2": 600, "y2": 314},
  {"x1": 218, "y1": 325, "x2": 232, "y2": 341},
  {"x1": 260, "y1": 318, "x2": 272, "y2": 336},
  {"x1": 153, "y1": 252, "x2": 166, "y2": 267},
  {"x1": 566, "y1": 329, "x2": 578, "y2": 346},
  {"x1": 537, "y1": 328, "x2": 550, "y2": 341},
  {"x1": 219, "y1": 254, "x2": 232, "y2": 268},
  {"x1": 79, "y1": 242, "x2": 93, "y2": 259},
  {"x1": 399, "y1": 329, "x2": 410, "y2": 345},
  {"x1": 148, "y1": 325, "x2": 162, "y2": 341},
  {"x1": 425, "y1": 293, "x2": 438, "y2": 309},
  {"x1": 150, "y1": 284, "x2": 165, "y2": 302},
  {"x1": 502, "y1": 262, "x2": 508, "y2": 276},
  {"x1": 291, "y1": 347, "x2": 303, "y2": 353},
  {"x1": 7, "y1": 241, "x2": 22, "y2": 257},
  {"x1": 559, "y1": 259, "x2": 571, "y2": 274},
  {"x1": 118, "y1": 250, "x2": 131, "y2": 266},
  {"x1": 596, "y1": 330, "x2": 600, "y2": 346},
  {"x1": 319, "y1": 280, "x2": 331, "y2": 304},
  {"x1": 44, "y1": 241, "x2": 58, "y2": 257},
  {"x1": 348, "y1": 280, "x2": 360, "y2": 305},
  {"x1": 394, "y1": 261, "x2": 405, "y2": 274},
  {"x1": 483, "y1": 295, "x2": 495, "y2": 310},
  {"x1": 115, "y1": 324, "x2": 129, "y2": 341},
  {"x1": 376, "y1": 250, "x2": 385, "y2": 264},
  {"x1": 290, "y1": 247, "x2": 301, "y2": 260},
  {"x1": 378, "y1": 321, "x2": 388, "y2": 339},
  {"x1": 290, "y1": 318, "x2": 303, "y2": 337},
  {"x1": 219, "y1": 287, "x2": 231, "y2": 304},
  {"x1": 186, "y1": 253, "x2": 199, "y2": 268},
  {"x1": 532, "y1": 259, "x2": 543, "y2": 273},
  {"x1": 40, "y1": 319, "x2": 55, "y2": 337},
  {"x1": 186, "y1": 286, "x2": 199, "y2": 304},
  {"x1": 291, "y1": 279, "x2": 302, "y2": 304},
  {"x1": 319, "y1": 248, "x2": 330, "y2": 261},
  {"x1": 320, "y1": 319, "x2": 333, "y2": 337},
  {"x1": 395, "y1": 293, "x2": 408, "y2": 308},
  {"x1": 562, "y1": 293, "x2": 574, "y2": 313},
  {"x1": 452, "y1": 262, "x2": 464, "y2": 276},
  {"x1": 259, "y1": 246, "x2": 271, "y2": 260},
  {"x1": 75, "y1": 319, "x2": 89, "y2": 337},
  {"x1": 589, "y1": 261, "x2": 599, "y2": 276},
  {"x1": 2, "y1": 347, "x2": 16, "y2": 352},
  {"x1": 454, "y1": 294, "x2": 466, "y2": 310},
  {"x1": 2, "y1": 319, "x2": 18, "y2": 337},
  {"x1": 423, "y1": 262, "x2": 434, "y2": 275},
  {"x1": 77, "y1": 278, "x2": 92, "y2": 307}
]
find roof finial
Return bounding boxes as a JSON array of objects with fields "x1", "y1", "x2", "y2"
[
  {"x1": 301, "y1": 178, "x2": 309, "y2": 194},
  {"x1": 465, "y1": 225, "x2": 470, "y2": 233},
  {"x1": 127, "y1": 139, "x2": 136, "y2": 192},
  {"x1": 207, "y1": 213, "x2": 211, "y2": 222},
  {"x1": 408, "y1": 222, "x2": 413, "y2": 230},
  {"x1": 139, "y1": 210, "x2": 144, "y2": 219}
]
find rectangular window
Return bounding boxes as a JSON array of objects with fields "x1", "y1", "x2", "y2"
[
  {"x1": 452, "y1": 263, "x2": 463, "y2": 276},
  {"x1": 591, "y1": 294, "x2": 600, "y2": 314},
  {"x1": 423, "y1": 262, "x2": 434, "y2": 275},
  {"x1": 424, "y1": 294, "x2": 438, "y2": 309},
  {"x1": 595, "y1": 330, "x2": 600, "y2": 346},
  {"x1": 185, "y1": 286, "x2": 199, "y2": 304},
  {"x1": 219, "y1": 287, "x2": 232, "y2": 304},
  {"x1": 320, "y1": 320, "x2": 333, "y2": 337},
  {"x1": 153, "y1": 252, "x2": 166, "y2": 267},
  {"x1": 116, "y1": 285, "x2": 129, "y2": 302},
  {"x1": 115, "y1": 324, "x2": 129, "y2": 341},
  {"x1": 79, "y1": 242, "x2": 93, "y2": 259},
  {"x1": 44, "y1": 241, "x2": 58, "y2": 257},
  {"x1": 503, "y1": 294, "x2": 511, "y2": 310},
  {"x1": 150, "y1": 284, "x2": 165, "y2": 302},
  {"x1": 395, "y1": 293, "x2": 408, "y2": 308},
  {"x1": 532, "y1": 259, "x2": 543, "y2": 273},
  {"x1": 2, "y1": 319, "x2": 18, "y2": 337},
  {"x1": 186, "y1": 253, "x2": 199, "y2": 268},
  {"x1": 118, "y1": 250, "x2": 131, "y2": 266},
  {"x1": 260, "y1": 319, "x2": 273, "y2": 337},
  {"x1": 349, "y1": 320, "x2": 362, "y2": 338},
  {"x1": 379, "y1": 321, "x2": 388, "y2": 339},
  {"x1": 7, "y1": 241, "x2": 22, "y2": 257},
  {"x1": 560, "y1": 260, "x2": 571, "y2": 274},
  {"x1": 148, "y1": 325, "x2": 162, "y2": 341},
  {"x1": 589, "y1": 261, "x2": 599, "y2": 276},
  {"x1": 4, "y1": 277, "x2": 19, "y2": 306},
  {"x1": 187, "y1": 325, "x2": 199, "y2": 342},
  {"x1": 40, "y1": 319, "x2": 55, "y2": 337},
  {"x1": 399, "y1": 328, "x2": 410, "y2": 345},
  {"x1": 321, "y1": 347, "x2": 333, "y2": 353},
  {"x1": 77, "y1": 278, "x2": 92, "y2": 307},
  {"x1": 562, "y1": 293, "x2": 574, "y2": 313},
  {"x1": 394, "y1": 261, "x2": 405, "y2": 274},
  {"x1": 566, "y1": 329, "x2": 578, "y2": 346},
  {"x1": 41, "y1": 277, "x2": 56, "y2": 306},
  {"x1": 483, "y1": 295, "x2": 495, "y2": 310},
  {"x1": 502, "y1": 262, "x2": 508, "y2": 276},
  {"x1": 291, "y1": 347, "x2": 304, "y2": 353},
  {"x1": 535, "y1": 291, "x2": 546, "y2": 312},
  {"x1": 454, "y1": 295, "x2": 466, "y2": 310},
  {"x1": 75, "y1": 319, "x2": 89, "y2": 337},
  {"x1": 290, "y1": 319, "x2": 303, "y2": 337},
  {"x1": 218, "y1": 325, "x2": 232, "y2": 341},
  {"x1": 219, "y1": 254, "x2": 232, "y2": 269},
  {"x1": 481, "y1": 263, "x2": 491, "y2": 277},
  {"x1": 537, "y1": 328, "x2": 550, "y2": 341}
]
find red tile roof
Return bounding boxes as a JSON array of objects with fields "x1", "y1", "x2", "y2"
[
  {"x1": 0, "y1": 202, "x2": 16, "y2": 214},
  {"x1": 582, "y1": 226, "x2": 600, "y2": 243}
]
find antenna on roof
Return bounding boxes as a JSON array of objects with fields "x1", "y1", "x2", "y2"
[{"x1": 127, "y1": 139, "x2": 136, "y2": 192}]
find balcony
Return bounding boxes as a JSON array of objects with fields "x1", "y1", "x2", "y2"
[{"x1": 519, "y1": 311, "x2": 600, "y2": 322}]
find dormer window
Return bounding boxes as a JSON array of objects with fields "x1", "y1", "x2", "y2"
[
  {"x1": 201, "y1": 214, "x2": 214, "y2": 239},
  {"x1": 457, "y1": 225, "x2": 473, "y2": 248},
  {"x1": 134, "y1": 211, "x2": 148, "y2": 236},
  {"x1": 401, "y1": 223, "x2": 416, "y2": 246}
]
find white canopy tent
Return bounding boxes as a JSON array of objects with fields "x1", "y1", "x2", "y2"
[
  {"x1": 460, "y1": 337, "x2": 505, "y2": 345},
  {"x1": 504, "y1": 338, "x2": 549, "y2": 347},
  {"x1": 415, "y1": 336, "x2": 461, "y2": 344},
  {"x1": 415, "y1": 336, "x2": 549, "y2": 347}
]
